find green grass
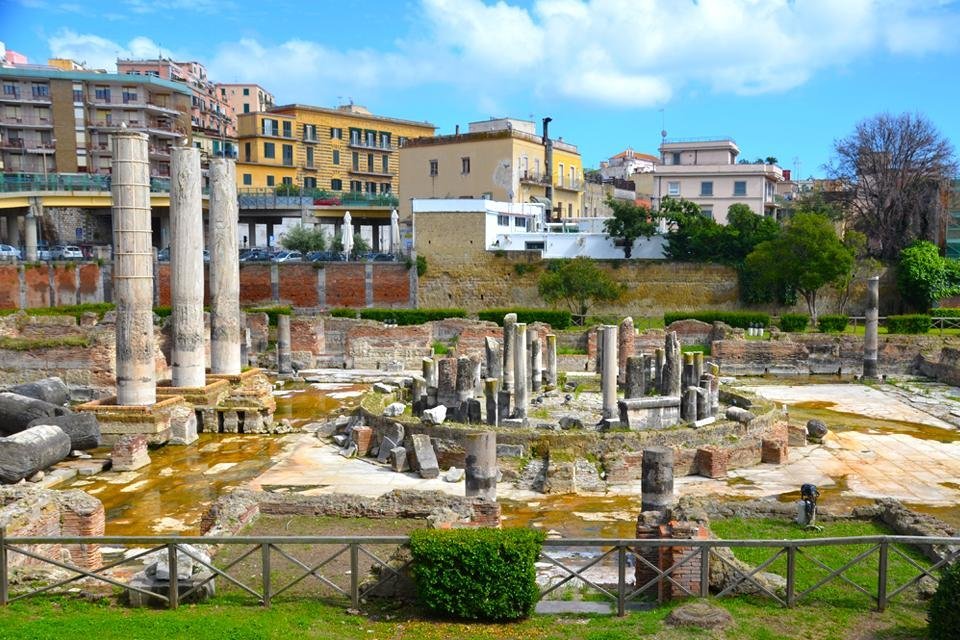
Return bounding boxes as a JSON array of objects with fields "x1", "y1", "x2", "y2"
[
  {"x1": 710, "y1": 518, "x2": 933, "y2": 608},
  {"x1": 680, "y1": 344, "x2": 711, "y2": 356},
  {"x1": 0, "y1": 335, "x2": 91, "y2": 350},
  {"x1": 432, "y1": 341, "x2": 451, "y2": 356},
  {"x1": 557, "y1": 346, "x2": 587, "y2": 355}
]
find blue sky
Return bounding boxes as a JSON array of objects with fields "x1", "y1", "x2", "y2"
[{"x1": 3, "y1": 0, "x2": 960, "y2": 176}]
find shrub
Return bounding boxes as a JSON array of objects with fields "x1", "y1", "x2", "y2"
[
  {"x1": 329, "y1": 308, "x2": 358, "y2": 319},
  {"x1": 817, "y1": 314, "x2": 849, "y2": 332},
  {"x1": 432, "y1": 341, "x2": 450, "y2": 356},
  {"x1": 932, "y1": 307, "x2": 960, "y2": 318},
  {"x1": 929, "y1": 559, "x2": 960, "y2": 640},
  {"x1": 477, "y1": 308, "x2": 573, "y2": 330},
  {"x1": 153, "y1": 306, "x2": 172, "y2": 319},
  {"x1": 779, "y1": 313, "x2": 810, "y2": 332},
  {"x1": 246, "y1": 305, "x2": 292, "y2": 326},
  {"x1": 409, "y1": 528, "x2": 544, "y2": 621},
  {"x1": 416, "y1": 255, "x2": 427, "y2": 277},
  {"x1": 886, "y1": 314, "x2": 931, "y2": 334},
  {"x1": 663, "y1": 310, "x2": 770, "y2": 329},
  {"x1": 681, "y1": 344, "x2": 712, "y2": 356}
]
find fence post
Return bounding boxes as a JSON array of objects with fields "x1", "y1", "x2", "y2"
[
  {"x1": 877, "y1": 540, "x2": 888, "y2": 612},
  {"x1": 0, "y1": 527, "x2": 7, "y2": 606},
  {"x1": 261, "y1": 543, "x2": 271, "y2": 608},
  {"x1": 167, "y1": 543, "x2": 179, "y2": 610},
  {"x1": 350, "y1": 543, "x2": 360, "y2": 609},
  {"x1": 786, "y1": 546, "x2": 796, "y2": 607},
  {"x1": 617, "y1": 544, "x2": 626, "y2": 617},
  {"x1": 699, "y1": 545, "x2": 710, "y2": 598}
]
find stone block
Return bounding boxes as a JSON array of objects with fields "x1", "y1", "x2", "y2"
[
  {"x1": 409, "y1": 434, "x2": 439, "y2": 479},
  {"x1": 696, "y1": 447, "x2": 729, "y2": 478},
  {"x1": 351, "y1": 426, "x2": 374, "y2": 456},
  {"x1": 422, "y1": 405, "x2": 446, "y2": 425},
  {"x1": 111, "y1": 435, "x2": 150, "y2": 471},
  {"x1": 618, "y1": 396, "x2": 681, "y2": 430},
  {"x1": 496, "y1": 444, "x2": 524, "y2": 458},
  {"x1": 443, "y1": 467, "x2": 464, "y2": 482},
  {"x1": 389, "y1": 446, "x2": 410, "y2": 472},
  {"x1": 761, "y1": 438, "x2": 788, "y2": 464},
  {"x1": 725, "y1": 407, "x2": 755, "y2": 424},
  {"x1": 376, "y1": 423, "x2": 405, "y2": 463},
  {"x1": 168, "y1": 405, "x2": 198, "y2": 446},
  {"x1": 383, "y1": 402, "x2": 406, "y2": 417},
  {"x1": 788, "y1": 423, "x2": 807, "y2": 447}
]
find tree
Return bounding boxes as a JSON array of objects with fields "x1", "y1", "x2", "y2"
[
  {"x1": 603, "y1": 198, "x2": 658, "y2": 258},
  {"x1": 537, "y1": 258, "x2": 625, "y2": 324},
  {"x1": 765, "y1": 156, "x2": 778, "y2": 165},
  {"x1": 661, "y1": 198, "x2": 778, "y2": 265},
  {"x1": 829, "y1": 112, "x2": 957, "y2": 260},
  {"x1": 281, "y1": 224, "x2": 326, "y2": 253},
  {"x1": 832, "y1": 230, "x2": 882, "y2": 314},
  {"x1": 744, "y1": 212, "x2": 854, "y2": 324},
  {"x1": 896, "y1": 240, "x2": 960, "y2": 311}
]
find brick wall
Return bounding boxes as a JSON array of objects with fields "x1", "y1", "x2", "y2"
[
  {"x1": 371, "y1": 264, "x2": 411, "y2": 306},
  {"x1": 0, "y1": 265, "x2": 18, "y2": 308},
  {"x1": 325, "y1": 264, "x2": 366, "y2": 308},
  {"x1": 279, "y1": 264, "x2": 319, "y2": 307}
]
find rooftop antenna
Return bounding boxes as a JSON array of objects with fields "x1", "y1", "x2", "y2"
[
  {"x1": 659, "y1": 108, "x2": 667, "y2": 143},
  {"x1": 793, "y1": 156, "x2": 801, "y2": 180}
]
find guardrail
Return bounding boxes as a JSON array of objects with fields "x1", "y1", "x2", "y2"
[
  {"x1": 0, "y1": 174, "x2": 174, "y2": 194},
  {"x1": 1, "y1": 532, "x2": 956, "y2": 614}
]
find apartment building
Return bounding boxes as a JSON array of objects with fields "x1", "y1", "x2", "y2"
[
  {"x1": 117, "y1": 58, "x2": 235, "y2": 140},
  {"x1": 653, "y1": 138, "x2": 783, "y2": 223},
  {"x1": 218, "y1": 83, "x2": 274, "y2": 116},
  {"x1": 599, "y1": 148, "x2": 658, "y2": 180},
  {"x1": 0, "y1": 66, "x2": 191, "y2": 177},
  {"x1": 235, "y1": 103, "x2": 435, "y2": 195},
  {"x1": 398, "y1": 118, "x2": 584, "y2": 221}
]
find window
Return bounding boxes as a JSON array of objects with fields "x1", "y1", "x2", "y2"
[
  {"x1": 514, "y1": 217, "x2": 527, "y2": 230},
  {"x1": 122, "y1": 90, "x2": 138, "y2": 103},
  {"x1": 244, "y1": 142, "x2": 251, "y2": 162},
  {"x1": 73, "y1": 89, "x2": 83, "y2": 102},
  {"x1": 262, "y1": 118, "x2": 278, "y2": 136},
  {"x1": 700, "y1": 181, "x2": 713, "y2": 196},
  {"x1": 558, "y1": 163, "x2": 564, "y2": 186},
  {"x1": 282, "y1": 176, "x2": 293, "y2": 186},
  {"x1": 367, "y1": 153, "x2": 374, "y2": 171},
  {"x1": 305, "y1": 147, "x2": 314, "y2": 167},
  {"x1": 332, "y1": 150, "x2": 340, "y2": 165},
  {"x1": 461, "y1": 157, "x2": 470, "y2": 174},
  {"x1": 303, "y1": 124, "x2": 317, "y2": 141},
  {"x1": 429, "y1": 159, "x2": 438, "y2": 176},
  {"x1": 667, "y1": 181, "x2": 680, "y2": 196},
  {"x1": 282, "y1": 144, "x2": 293, "y2": 166},
  {"x1": 365, "y1": 130, "x2": 376, "y2": 147},
  {"x1": 331, "y1": 178, "x2": 343, "y2": 191},
  {"x1": 398, "y1": 136, "x2": 407, "y2": 147},
  {"x1": 382, "y1": 156, "x2": 389, "y2": 173},
  {"x1": 304, "y1": 177, "x2": 316, "y2": 189},
  {"x1": 568, "y1": 203, "x2": 573, "y2": 218},
  {"x1": 282, "y1": 121, "x2": 291, "y2": 138},
  {"x1": 700, "y1": 206, "x2": 713, "y2": 219},
  {"x1": 365, "y1": 181, "x2": 376, "y2": 194},
  {"x1": 266, "y1": 175, "x2": 275, "y2": 187},
  {"x1": 349, "y1": 180, "x2": 362, "y2": 193},
  {"x1": 3, "y1": 83, "x2": 17, "y2": 96},
  {"x1": 94, "y1": 86, "x2": 111, "y2": 101},
  {"x1": 733, "y1": 180, "x2": 747, "y2": 197},
  {"x1": 352, "y1": 152, "x2": 360, "y2": 170},
  {"x1": 243, "y1": 87, "x2": 250, "y2": 96},
  {"x1": 350, "y1": 128, "x2": 361, "y2": 144},
  {"x1": 672, "y1": 152, "x2": 681, "y2": 165},
  {"x1": 242, "y1": 174, "x2": 252, "y2": 185},
  {"x1": 497, "y1": 215, "x2": 510, "y2": 226},
  {"x1": 330, "y1": 127, "x2": 342, "y2": 139},
  {"x1": 243, "y1": 103, "x2": 250, "y2": 113},
  {"x1": 380, "y1": 132, "x2": 390, "y2": 148},
  {"x1": 380, "y1": 183, "x2": 391, "y2": 193},
  {"x1": 263, "y1": 142, "x2": 275, "y2": 159},
  {"x1": 525, "y1": 241, "x2": 545, "y2": 251},
  {"x1": 32, "y1": 83, "x2": 49, "y2": 98}
]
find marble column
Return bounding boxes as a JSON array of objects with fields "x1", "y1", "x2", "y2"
[
  {"x1": 502, "y1": 313, "x2": 517, "y2": 392},
  {"x1": 112, "y1": 130, "x2": 156, "y2": 406},
  {"x1": 437, "y1": 357, "x2": 457, "y2": 407},
  {"x1": 601, "y1": 325, "x2": 618, "y2": 420},
  {"x1": 277, "y1": 314, "x2": 292, "y2": 374},
  {"x1": 169, "y1": 145, "x2": 206, "y2": 387},
  {"x1": 422, "y1": 357, "x2": 437, "y2": 388},
  {"x1": 625, "y1": 356, "x2": 645, "y2": 399},
  {"x1": 464, "y1": 431, "x2": 497, "y2": 500},
  {"x1": 545, "y1": 333, "x2": 557, "y2": 388},
  {"x1": 456, "y1": 355, "x2": 474, "y2": 402},
  {"x1": 484, "y1": 337, "x2": 501, "y2": 380},
  {"x1": 209, "y1": 157, "x2": 242, "y2": 375},
  {"x1": 641, "y1": 447, "x2": 674, "y2": 512},
  {"x1": 863, "y1": 275, "x2": 879, "y2": 379},
  {"x1": 513, "y1": 323, "x2": 528, "y2": 418},
  {"x1": 484, "y1": 378, "x2": 499, "y2": 426},
  {"x1": 661, "y1": 332, "x2": 681, "y2": 396},
  {"x1": 617, "y1": 316, "x2": 634, "y2": 385},
  {"x1": 654, "y1": 348, "x2": 664, "y2": 395},
  {"x1": 530, "y1": 331, "x2": 542, "y2": 392}
]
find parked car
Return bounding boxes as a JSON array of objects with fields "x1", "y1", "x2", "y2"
[
  {"x1": 0, "y1": 244, "x2": 20, "y2": 260},
  {"x1": 359, "y1": 252, "x2": 398, "y2": 262},
  {"x1": 51, "y1": 245, "x2": 83, "y2": 260},
  {"x1": 240, "y1": 248, "x2": 273, "y2": 262},
  {"x1": 36, "y1": 245, "x2": 53, "y2": 261},
  {"x1": 306, "y1": 251, "x2": 345, "y2": 262},
  {"x1": 272, "y1": 250, "x2": 302, "y2": 263}
]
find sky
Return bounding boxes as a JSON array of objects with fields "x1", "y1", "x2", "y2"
[{"x1": 2, "y1": 0, "x2": 960, "y2": 176}]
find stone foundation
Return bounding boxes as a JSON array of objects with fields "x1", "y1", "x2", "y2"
[
  {"x1": 634, "y1": 518, "x2": 709, "y2": 601},
  {"x1": 155, "y1": 378, "x2": 231, "y2": 433},
  {"x1": 75, "y1": 395, "x2": 191, "y2": 445}
]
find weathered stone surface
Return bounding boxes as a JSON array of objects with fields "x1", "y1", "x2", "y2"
[
  {"x1": 726, "y1": 407, "x2": 756, "y2": 424},
  {"x1": 496, "y1": 443, "x2": 524, "y2": 457},
  {"x1": 443, "y1": 467, "x2": 464, "y2": 482},
  {"x1": 618, "y1": 396, "x2": 681, "y2": 430},
  {"x1": 7, "y1": 377, "x2": 70, "y2": 406},
  {"x1": 641, "y1": 446, "x2": 674, "y2": 511},
  {"x1": 168, "y1": 403, "x2": 198, "y2": 445},
  {"x1": 373, "y1": 382, "x2": 396, "y2": 394},
  {"x1": 409, "y1": 434, "x2": 439, "y2": 479},
  {"x1": 376, "y1": 423, "x2": 405, "y2": 464},
  {"x1": 559, "y1": 416, "x2": 584, "y2": 430},
  {"x1": 383, "y1": 402, "x2": 406, "y2": 417},
  {"x1": 26, "y1": 413, "x2": 101, "y2": 450},
  {"x1": 0, "y1": 392, "x2": 69, "y2": 436},
  {"x1": 666, "y1": 602, "x2": 733, "y2": 629},
  {"x1": 389, "y1": 446, "x2": 410, "y2": 472},
  {"x1": 806, "y1": 419, "x2": 828, "y2": 438},
  {"x1": 661, "y1": 332, "x2": 682, "y2": 396},
  {"x1": 0, "y1": 424, "x2": 71, "y2": 483},
  {"x1": 112, "y1": 434, "x2": 150, "y2": 471},
  {"x1": 422, "y1": 405, "x2": 447, "y2": 425}
]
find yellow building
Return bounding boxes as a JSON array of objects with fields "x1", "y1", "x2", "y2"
[
  {"x1": 235, "y1": 103, "x2": 435, "y2": 196},
  {"x1": 398, "y1": 118, "x2": 584, "y2": 221}
]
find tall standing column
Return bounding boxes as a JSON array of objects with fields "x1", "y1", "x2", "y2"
[
  {"x1": 863, "y1": 276, "x2": 879, "y2": 379},
  {"x1": 277, "y1": 314, "x2": 292, "y2": 374},
  {"x1": 617, "y1": 316, "x2": 634, "y2": 384},
  {"x1": 169, "y1": 145, "x2": 206, "y2": 388},
  {"x1": 502, "y1": 313, "x2": 516, "y2": 392},
  {"x1": 601, "y1": 325, "x2": 618, "y2": 419},
  {"x1": 465, "y1": 431, "x2": 497, "y2": 500},
  {"x1": 209, "y1": 158, "x2": 242, "y2": 374},
  {"x1": 112, "y1": 130, "x2": 156, "y2": 406},
  {"x1": 545, "y1": 334, "x2": 557, "y2": 387},
  {"x1": 662, "y1": 332, "x2": 682, "y2": 396},
  {"x1": 24, "y1": 201, "x2": 38, "y2": 262},
  {"x1": 513, "y1": 323, "x2": 528, "y2": 418},
  {"x1": 530, "y1": 330, "x2": 542, "y2": 392}
]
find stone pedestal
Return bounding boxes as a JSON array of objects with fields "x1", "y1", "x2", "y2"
[
  {"x1": 76, "y1": 395, "x2": 192, "y2": 445},
  {"x1": 464, "y1": 431, "x2": 497, "y2": 500},
  {"x1": 484, "y1": 378, "x2": 499, "y2": 426},
  {"x1": 661, "y1": 332, "x2": 681, "y2": 397},
  {"x1": 437, "y1": 357, "x2": 457, "y2": 407},
  {"x1": 625, "y1": 356, "x2": 645, "y2": 399},
  {"x1": 641, "y1": 446, "x2": 674, "y2": 512},
  {"x1": 155, "y1": 378, "x2": 231, "y2": 434},
  {"x1": 484, "y1": 337, "x2": 501, "y2": 380},
  {"x1": 111, "y1": 434, "x2": 151, "y2": 471},
  {"x1": 456, "y1": 356, "x2": 474, "y2": 403}
]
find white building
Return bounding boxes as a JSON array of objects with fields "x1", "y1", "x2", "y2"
[
  {"x1": 653, "y1": 138, "x2": 783, "y2": 223},
  {"x1": 599, "y1": 148, "x2": 658, "y2": 180}
]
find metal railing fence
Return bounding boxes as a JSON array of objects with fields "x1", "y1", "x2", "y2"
[{"x1": 1, "y1": 532, "x2": 957, "y2": 615}]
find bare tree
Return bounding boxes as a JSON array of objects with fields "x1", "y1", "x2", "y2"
[{"x1": 829, "y1": 113, "x2": 957, "y2": 260}]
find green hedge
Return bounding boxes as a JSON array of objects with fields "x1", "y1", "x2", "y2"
[
  {"x1": 477, "y1": 308, "x2": 573, "y2": 329},
  {"x1": 817, "y1": 314, "x2": 849, "y2": 332},
  {"x1": 929, "y1": 558, "x2": 960, "y2": 640},
  {"x1": 410, "y1": 528, "x2": 544, "y2": 621},
  {"x1": 886, "y1": 314, "x2": 931, "y2": 334},
  {"x1": 246, "y1": 305, "x2": 292, "y2": 326},
  {"x1": 663, "y1": 311, "x2": 770, "y2": 329},
  {"x1": 779, "y1": 313, "x2": 809, "y2": 332},
  {"x1": 932, "y1": 307, "x2": 960, "y2": 318},
  {"x1": 328, "y1": 308, "x2": 466, "y2": 325}
]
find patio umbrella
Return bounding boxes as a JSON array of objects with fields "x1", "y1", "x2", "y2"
[
  {"x1": 390, "y1": 209, "x2": 401, "y2": 256},
  {"x1": 342, "y1": 211, "x2": 353, "y2": 259}
]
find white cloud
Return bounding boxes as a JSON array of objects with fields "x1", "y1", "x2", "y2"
[
  {"x1": 47, "y1": 29, "x2": 177, "y2": 71},
  {"x1": 46, "y1": 0, "x2": 960, "y2": 107}
]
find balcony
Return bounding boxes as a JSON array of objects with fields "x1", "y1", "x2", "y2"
[
  {"x1": 555, "y1": 178, "x2": 584, "y2": 192},
  {"x1": 519, "y1": 170, "x2": 550, "y2": 185},
  {"x1": 0, "y1": 89, "x2": 51, "y2": 104},
  {"x1": 348, "y1": 166, "x2": 395, "y2": 178},
  {"x1": 0, "y1": 172, "x2": 180, "y2": 193},
  {"x1": 0, "y1": 138, "x2": 25, "y2": 150},
  {"x1": 0, "y1": 115, "x2": 53, "y2": 128},
  {"x1": 347, "y1": 138, "x2": 394, "y2": 152}
]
